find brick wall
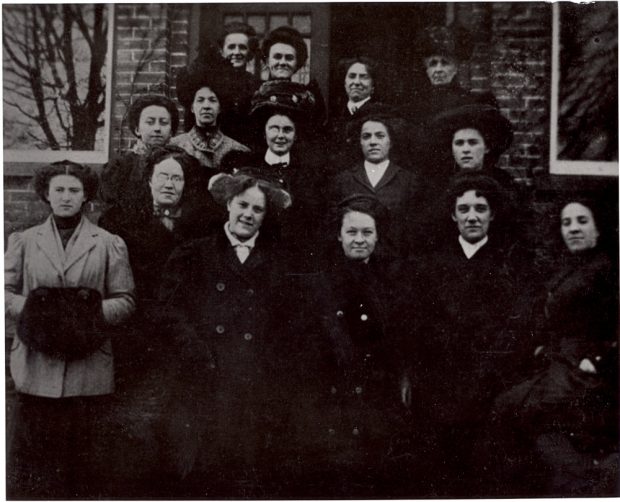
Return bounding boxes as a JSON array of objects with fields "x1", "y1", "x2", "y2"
[
  {"x1": 456, "y1": 2, "x2": 551, "y2": 183},
  {"x1": 112, "y1": 4, "x2": 192, "y2": 155}
]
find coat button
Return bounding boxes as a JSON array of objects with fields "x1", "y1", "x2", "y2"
[
  {"x1": 244, "y1": 333, "x2": 253, "y2": 341},
  {"x1": 216, "y1": 325, "x2": 225, "y2": 334},
  {"x1": 336, "y1": 310, "x2": 344, "y2": 318},
  {"x1": 352, "y1": 427, "x2": 360, "y2": 436},
  {"x1": 247, "y1": 288, "x2": 254, "y2": 296},
  {"x1": 360, "y1": 314, "x2": 368, "y2": 321},
  {"x1": 330, "y1": 386, "x2": 337, "y2": 395},
  {"x1": 355, "y1": 386, "x2": 363, "y2": 394},
  {"x1": 216, "y1": 282, "x2": 225, "y2": 292},
  {"x1": 328, "y1": 428, "x2": 336, "y2": 435}
]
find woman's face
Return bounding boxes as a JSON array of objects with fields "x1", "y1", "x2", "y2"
[
  {"x1": 268, "y1": 43, "x2": 298, "y2": 80},
  {"x1": 265, "y1": 114, "x2": 296, "y2": 155},
  {"x1": 345, "y1": 62, "x2": 374, "y2": 103},
  {"x1": 424, "y1": 54, "x2": 458, "y2": 86},
  {"x1": 561, "y1": 202, "x2": 599, "y2": 253},
  {"x1": 136, "y1": 105, "x2": 172, "y2": 147},
  {"x1": 452, "y1": 128, "x2": 489, "y2": 170},
  {"x1": 192, "y1": 87, "x2": 220, "y2": 127},
  {"x1": 149, "y1": 158, "x2": 185, "y2": 208},
  {"x1": 221, "y1": 33, "x2": 250, "y2": 69},
  {"x1": 47, "y1": 174, "x2": 86, "y2": 218},
  {"x1": 361, "y1": 121, "x2": 391, "y2": 164},
  {"x1": 227, "y1": 185, "x2": 266, "y2": 241},
  {"x1": 339, "y1": 210, "x2": 378, "y2": 262},
  {"x1": 451, "y1": 189, "x2": 494, "y2": 243}
]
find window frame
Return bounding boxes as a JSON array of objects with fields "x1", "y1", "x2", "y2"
[
  {"x1": 3, "y1": 5, "x2": 116, "y2": 176},
  {"x1": 549, "y1": 2, "x2": 618, "y2": 176}
]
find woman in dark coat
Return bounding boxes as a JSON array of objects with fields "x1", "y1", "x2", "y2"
[
  {"x1": 328, "y1": 56, "x2": 381, "y2": 167},
  {"x1": 5, "y1": 161, "x2": 135, "y2": 499},
  {"x1": 157, "y1": 170, "x2": 292, "y2": 498},
  {"x1": 97, "y1": 145, "x2": 216, "y2": 496},
  {"x1": 329, "y1": 104, "x2": 423, "y2": 259},
  {"x1": 422, "y1": 103, "x2": 536, "y2": 254},
  {"x1": 99, "y1": 145, "x2": 213, "y2": 300},
  {"x1": 408, "y1": 172, "x2": 531, "y2": 497},
  {"x1": 224, "y1": 86, "x2": 326, "y2": 272},
  {"x1": 489, "y1": 197, "x2": 619, "y2": 496},
  {"x1": 286, "y1": 194, "x2": 411, "y2": 498},
  {"x1": 100, "y1": 94, "x2": 179, "y2": 210}
]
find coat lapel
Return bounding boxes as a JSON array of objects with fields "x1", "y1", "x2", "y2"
[
  {"x1": 35, "y1": 217, "x2": 65, "y2": 277},
  {"x1": 63, "y1": 217, "x2": 98, "y2": 272},
  {"x1": 352, "y1": 164, "x2": 374, "y2": 191},
  {"x1": 374, "y1": 162, "x2": 400, "y2": 191}
]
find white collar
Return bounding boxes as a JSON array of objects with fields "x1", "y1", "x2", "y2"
[
  {"x1": 364, "y1": 159, "x2": 390, "y2": 172},
  {"x1": 224, "y1": 223, "x2": 260, "y2": 249},
  {"x1": 347, "y1": 96, "x2": 371, "y2": 114},
  {"x1": 265, "y1": 150, "x2": 291, "y2": 166},
  {"x1": 458, "y1": 235, "x2": 488, "y2": 259}
]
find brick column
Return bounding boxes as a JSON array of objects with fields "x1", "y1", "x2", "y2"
[
  {"x1": 112, "y1": 4, "x2": 191, "y2": 155},
  {"x1": 490, "y1": 2, "x2": 552, "y2": 180}
]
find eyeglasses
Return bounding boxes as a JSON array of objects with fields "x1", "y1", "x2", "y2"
[{"x1": 153, "y1": 173, "x2": 184, "y2": 185}]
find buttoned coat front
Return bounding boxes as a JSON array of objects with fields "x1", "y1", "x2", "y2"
[
  {"x1": 5, "y1": 216, "x2": 136, "y2": 398},
  {"x1": 330, "y1": 162, "x2": 422, "y2": 258},
  {"x1": 159, "y1": 228, "x2": 289, "y2": 472}
]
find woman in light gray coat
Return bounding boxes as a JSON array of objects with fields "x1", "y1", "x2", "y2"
[{"x1": 5, "y1": 161, "x2": 135, "y2": 499}]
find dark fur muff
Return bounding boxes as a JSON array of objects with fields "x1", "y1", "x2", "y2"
[{"x1": 18, "y1": 287, "x2": 107, "y2": 360}]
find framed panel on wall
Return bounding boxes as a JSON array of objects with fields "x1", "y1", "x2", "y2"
[
  {"x1": 549, "y1": 2, "x2": 618, "y2": 176},
  {"x1": 2, "y1": 4, "x2": 115, "y2": 170}
]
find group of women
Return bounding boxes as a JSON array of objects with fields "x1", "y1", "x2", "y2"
[{"x1": 5, "y1": 22, "x2": 618, "y2": 500}]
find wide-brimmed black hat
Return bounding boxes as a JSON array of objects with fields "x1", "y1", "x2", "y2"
[
  {"x1": 249, "y1": 80, "x2": 316, "y2": 127},
  {"x1": 208, "y1": 169, "x2": 292, "y2": 210},
  {"x1": 261, "y1": 26, "x2": 308, "y2": 69},
  {"x1": 431, "y1": 103, "x2": 514, "y2": 157},
  {"x1": 415, "y1": 25, "x2": 474, "y2": 61},
  {"x1": 175, "y1": 60, "x2": 237, "y2": 110}
]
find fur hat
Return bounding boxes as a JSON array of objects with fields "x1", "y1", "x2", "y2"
[
  {"x1": 261, "y1": 26, "x2": 308, "y2": 69},
  {"x1": 415, "y1": 25, "x2": 474, "y2": 61},
  {"x1": 208, "y1": 169, "x2": 292, "y2": 210},
  {"x1": 250, "y1": 80, "x2": 316, "y2": 126},
  {"x1": 432, "y1": 103, "x2": 514, "y2": 158},
  {"x1": 18, "y1": 287, "x2": 107, "y2": 360}
]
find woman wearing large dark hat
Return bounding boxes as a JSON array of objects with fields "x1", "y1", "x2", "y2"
[
  {"x1": 157, "y1": 170, "x2": 293, "y2": 497},
  {"x1": 184, "y1": 22, "x2": 262, "y2": 146},
  {"x1": 100, "y1": 94, "x2": 179, "y2": 210},
  {"x1": 172, "y1": 62, "x2": 250, "y2": 171},
  {"x1": 6, "y1": 161, "x2": 135, "y2": 498},
  {"x1": 223, "y1": 85, "x2": 328, "y2": 271},
  {"x1": 432, "y1": 103, "x2": 514, "y2": 177},
  {"x1": 329, "y1": 103, "x2": 423, "y2": 259}
]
